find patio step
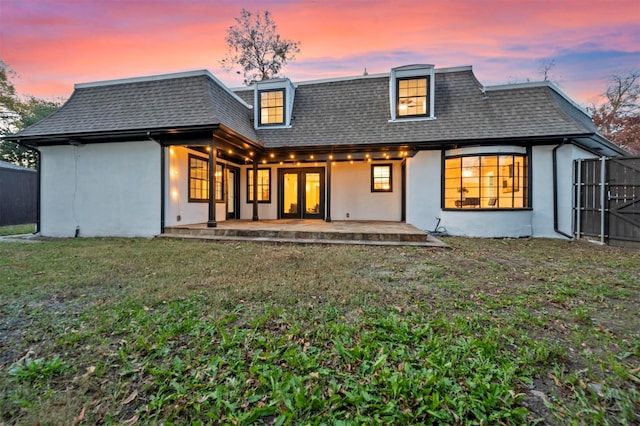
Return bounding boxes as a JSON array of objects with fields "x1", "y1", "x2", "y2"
[{"x1": 162, "y1": 222, "x2": 446, "y2": 247}]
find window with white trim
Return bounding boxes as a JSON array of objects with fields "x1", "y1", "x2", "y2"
[
  {"x1": 254, "y1": 78, "x2": 296, "y2": 129},
  {"x1": 389, "y1": 64, "x2": 435, "y2": 121}
]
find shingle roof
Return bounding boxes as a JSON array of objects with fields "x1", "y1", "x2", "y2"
[
  {"x1": 15, "y1": 70, "x2": 257, "y2": 142},
  {"x1": 12, "y1": 66, "x2": 606, "y2": 153},
  {"x1": 234, "y1": 69, "x2": 598, "y2": 148}
]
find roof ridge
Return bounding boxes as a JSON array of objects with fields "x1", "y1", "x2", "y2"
[
  {"x1": 231, "y1": 66, "x2": 474, "y2": 90},
  {"x1": 75, "y1": 70, "x2": 212, "y2": 89},
  {"x1": 485, "y1": 81, "x2": 591, "y2": 118}
]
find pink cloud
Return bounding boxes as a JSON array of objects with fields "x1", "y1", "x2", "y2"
[{"x1": 1, "y1": 0, "x2": 638, "y2": 105}]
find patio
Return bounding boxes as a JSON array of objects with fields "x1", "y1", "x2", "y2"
[{"x1": 162, "y1": 220, "x2": 447, "y2": 247}]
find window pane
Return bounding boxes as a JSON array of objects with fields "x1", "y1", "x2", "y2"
[
  {"x1": 247, "y1": 168, "x2": 271, "y2": 202},
  {"x1": 397, "y1": 77, "x2": 428, "y2": 117},
  {"x1": 260, "y1": 90, "x2": 285, "y2": 125},
  {"x1": 189, "y1": 155, "x2": 209, "y2": 202},
  {"x1": 445, "y1": 154, "x2": 528, "y2": 209},
  {"x1": 372, "y1": 165, "x2": 392, "y2": 192}
]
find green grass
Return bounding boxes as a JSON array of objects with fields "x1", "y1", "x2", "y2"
[
  {"x1": 0, "y1": 223, "x2": 35, "y2": 236},
  {"x1": 0, "y1": 237, "x2": 638, "y2": 425}
]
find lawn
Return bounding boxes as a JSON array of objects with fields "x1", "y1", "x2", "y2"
[
  {"x1": 0, "y1": 223, "x2": 35, "y2": 237},
  {"x1": 0, "y1": 236, "x2": 638, "y2": 425}
]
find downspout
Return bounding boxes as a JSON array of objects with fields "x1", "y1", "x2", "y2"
[
  {"x1": 15, "y1": 140, "x2": 41, "y2": 234},
  {"x1": 147, "y1": 133, "x2": 165, "y2": 234},
  {"x1": 552, "y1": 138, "x2": 573, "y2": 239}
]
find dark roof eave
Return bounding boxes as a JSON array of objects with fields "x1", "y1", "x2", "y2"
[
  {"x1": 4, "y1": 124, "x2": 223, "y2": 146},
  {"x1": 262, "y1": 133, "x2": 603, "y2": 152}
]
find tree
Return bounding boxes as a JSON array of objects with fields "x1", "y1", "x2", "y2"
[
  {"x1": 0, "y1": 61, "x2": 61, "y2": 168},
  {"x1": 0, "y1": 61, "x2": 20, "y2": 132},
  {"x1": 537, "y1": 58, "x2": 556, "y2": 82},
  {"x1": 589, "y1": 70, "x2": 640, "y2": 155},
  {"x1": 220, "y1": 9, "x2": 300, "y2": 85}
]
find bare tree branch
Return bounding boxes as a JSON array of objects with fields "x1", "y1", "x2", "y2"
[{"x1": 220, "y1": 9, "x2": 300, "y2": 85}]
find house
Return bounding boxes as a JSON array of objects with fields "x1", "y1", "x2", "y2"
[
  {"x1": 3, "y1": 64, "x2": 627, "y2": 238},
  {"x1": 0, "y1": 160, "x2": 37, "y2": 226}
]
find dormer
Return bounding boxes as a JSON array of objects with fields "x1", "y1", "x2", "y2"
[
  {"x1": 389, "y1": 64, "x2": 435, "y2": 122},
  {"x1": 254, "y1": 78, "x2": 296, "y2": 129}
]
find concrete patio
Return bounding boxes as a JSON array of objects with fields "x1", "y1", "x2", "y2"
[{"x1": 162, "y1": 220, "x2": 447, "y2": 247}]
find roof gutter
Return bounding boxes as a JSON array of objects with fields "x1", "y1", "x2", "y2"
[
  {"x1": 552, "y1": 138, "x2": 573, "y2": 239},
  {"x1": 5, "y1": 124, "x2": 223, "y2": 145},
  {"x1": 147, "y1": 132, "x2": 165, "y2": 235}
]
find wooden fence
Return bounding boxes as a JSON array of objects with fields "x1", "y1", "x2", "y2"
[
  {"x1": 0, "y1": 165, "x2": 37, "y2": 226},
  {"x1": 574, "y1": 157, "x2": 640, "y2": 248}
]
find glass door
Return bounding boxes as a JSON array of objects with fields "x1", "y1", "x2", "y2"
[
  {"x1": 280, "y1": 168, "x2": 324, "y2": 219},
  {"x1": 282, "y1": 171, "x2": 299, "y2": 217},
  {"x1": 226, "y1": 167, "x2": 239, "y2": 219}
]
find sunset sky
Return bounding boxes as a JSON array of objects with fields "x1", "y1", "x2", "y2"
[{"x1": 1, "y1": 0, "x2": 638, "y2": 107}]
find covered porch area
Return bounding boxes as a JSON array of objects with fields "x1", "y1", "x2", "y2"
[{"x1": 162, "y1": 220, "x2": 447, "y2": 247}]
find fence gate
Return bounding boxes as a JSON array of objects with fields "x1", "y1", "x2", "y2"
[{"x1": 574, "y1": 157, "x2": 640, "y2": 248}]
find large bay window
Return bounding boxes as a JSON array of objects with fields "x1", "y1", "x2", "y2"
[{"x1": 444, "y1": 154, "x2": 528, "y2": 209}]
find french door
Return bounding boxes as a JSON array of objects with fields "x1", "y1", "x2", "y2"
[
  {"x1": 279, "y1": 168, "x2": 324, "y2": 219},
  {"x1": 226, "y1": 166, "x2": 240, "y2": 219}
]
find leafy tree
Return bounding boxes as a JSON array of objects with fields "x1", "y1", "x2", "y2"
[
  {"x1": 589, "y1": 70, "x2": 640, "y2": 155},
  {"x1": 0, "y1": 61, "x2": 61, "y2": 168},
  {"x1": 0, "y1": 61, "x2": 20, "y2": 132},
  {"x1": 220, "y1": 9, "x2": 300, "y2": 85}
]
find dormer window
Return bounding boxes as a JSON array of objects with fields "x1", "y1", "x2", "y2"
[
  {"x1": 389, "y1": 65, "x2": 435, "y2": 121},
  {"x1": 259, "y1": 89, "x2": 285, "y2": 125},
  {"x1": 397, "y1": 77, "x2": 429, "y2": 117},
  {"x1": 254, "y1": 78, "x2": 295, "y2": 129}
]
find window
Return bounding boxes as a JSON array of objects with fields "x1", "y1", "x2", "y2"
[
  {"x1": 188, "y1": 154, "x2": 223, "y2": 202},
  {"x1": 397, "y1": 77, "x2": 428, "y2": 117},
  {"x1": 259, "y1": 89, "x2": 284, "y2": 125},
  {"x1": 371, "y1": 164, "x2": 392, "y2": 192},
  {"x1": 189, "y1": 154, "x2": 208, "y2": 202},
  {"x1": 247, "y1": 168, "x2": 271, "y2": 202},
  {"x1": 444, "y1": 154, "x2": 528, "y2": 209},
  {"x1": 254, "y1": 79, "x2": 295, "y2": 129},
  {"x1": 214, "y1": 164, "x2": 224, "y2": 202},
  {"x1": 389, "y1": 65, "x2": 435, "y2": 121}
]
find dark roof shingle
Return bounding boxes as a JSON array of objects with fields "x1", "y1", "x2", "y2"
[
  {"x1": 13, "y1": 67, "x2": 603, "y2": 152},
  {"x1": 15, "y1": 71, "x2": 257, "y2": 142},
  {"x1": 235, "y1": 69, "x2": 596, "y2": 148}
]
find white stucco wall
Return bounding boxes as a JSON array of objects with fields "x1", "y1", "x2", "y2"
[
  {"x1": 40, "y1": 141, "x2": 161, "y2": 237},
  {"x1": 165, "y1": 146, "x2": 228, "y2": 226},
  {"x1": 405, "y1": 150, "x2": 442, "y2": 232},
  {"x1": 331, "y1": 161, "x2": 402, "y2": 221},
  {"x1": 530, "y1": 144, "x2": 597, "y2": 238},
  {"x1": 403, "y1": 145, "x2": 593, "y2": 238}
]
